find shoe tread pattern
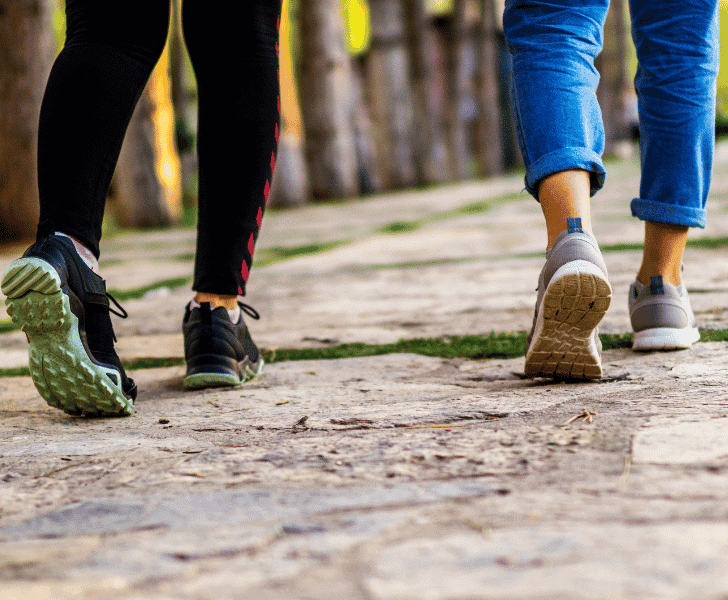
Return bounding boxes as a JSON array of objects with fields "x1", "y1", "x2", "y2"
[
  {"x1": 2, "y1": 259, "x2": 132, "y2": 416},
  {"x1": 525, "y1": 270, "x2": 611, "y2": 380},
  {"x1": 183, "y1": 359, "x2": 264, "y2": 390}
]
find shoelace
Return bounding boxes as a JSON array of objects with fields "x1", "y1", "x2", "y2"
[
  {"x1": 107, "y1": 293, "x2": 128, "y2": 319},
  {"x1": 106, "y1": 292, "x2": 128, "y2": 342},
  {"x1": 239, "y1": 302, "x2": 260, "y2": 321}
]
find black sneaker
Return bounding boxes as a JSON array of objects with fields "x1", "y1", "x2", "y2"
[
  {"x1": 1, "y1": 235, "x2": 136, "y2": 416},
  {"x1": 182, "y1": 301, "x2": 264, "y2": 389}
]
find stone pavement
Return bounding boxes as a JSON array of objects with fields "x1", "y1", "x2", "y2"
[{"x1": 3, "y1": 148, "x2": 728, "y2": 599}]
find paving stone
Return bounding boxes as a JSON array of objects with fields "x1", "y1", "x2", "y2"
[
  {"x1": 633, "y1": 417, "x2": 728, "y2": 465},
  {"x1": 366, "y1": 523, "x2": 728, "y2": 600}
]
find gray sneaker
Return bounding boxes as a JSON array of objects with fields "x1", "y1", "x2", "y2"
[
  {"x1": 525, "y1": 223, "x2": 612, "y2": 379},
  {"x1": 629, "y1": 276, "x2": 699, "y2": 351}
]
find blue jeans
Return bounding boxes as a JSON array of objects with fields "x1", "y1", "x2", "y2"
[{"x1": 504, "y1": 0, "x2": 719, "y2": 228}]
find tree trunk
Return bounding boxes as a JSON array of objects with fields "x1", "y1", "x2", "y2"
[
  {"x1": 596, "y1": 0, "x2": 629, "y2": 155},
  {"x1": 270, "y1": 0, "x2": 310, "y2": 208},
  {"x1": 445, "y1": 0, "x2": 470, "y2": 180},
  {"x1": 0, "y1": 0, "x2": 54, "y2": 242},
  {"x1": 475, "y1": 0, "x2": 503, "y2": 176},
  {"x1": 404, "y1": 0, "x2": 451, "y2": 184},
  {"x1": 112, "y1": 42, "x2": 182, "y2": 228},
  {"x1": 351, "y1": 56, "x2": 384, "y2": 194},
  {"x1": 367, "y1": 0, "x2": 417, "y2": 190},
  {"x1": 299, "y1": 0, "x2": 359, "y2": 200},
  {"x1": 169, "y1": 0, "x2": 197, "y2": 209}
]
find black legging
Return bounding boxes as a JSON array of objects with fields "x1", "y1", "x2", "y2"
[{"x1": 36, "y1": 0, "x2": 282, "y2": 296}]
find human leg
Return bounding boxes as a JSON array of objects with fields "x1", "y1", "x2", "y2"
[
  {"x1": 183, "y1": 0, "x2": 282, "y2": 300},
  {"x1": 1, "y1": 0, "x2": 171, "y2": 415},
  {"x1": 637, "y1": 222, "x2": 688, "y2": 287},
  {"x1": 36, "y1": 0, "x2": 171, "y2": 257},
  {"x1": 627, "y1": 0, "x2": 718, "y2": 349},
  {"x1": 181, "y1": 0, "x2": 282, "y2": 388},
  {"x1": 540, "y1": 170, "x2": 593, "y2": 249},
  {"x1": 504, "y1": 0, "x2": 612, "y2": 378}
]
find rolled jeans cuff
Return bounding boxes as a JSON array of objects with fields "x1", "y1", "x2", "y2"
[
  {"x1": 524, "y1": 147, "x2": 606, "y2": 200},
  {"x1": 630, "y1": 198, "x2": 706, "y2": 229}
]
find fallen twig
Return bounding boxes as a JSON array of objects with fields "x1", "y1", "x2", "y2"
[{"x1": 561, "y1": 407, "x2": 595, "y2": 428}]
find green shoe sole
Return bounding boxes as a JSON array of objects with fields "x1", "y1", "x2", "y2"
[
  {"x1": 183, "y1": 359, "x2": 264, "y2": 390},
  {"x1": 2, "y1": 258, "x2": 133, "y2": 417}
]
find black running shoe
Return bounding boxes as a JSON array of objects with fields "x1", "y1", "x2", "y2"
[
  {"x1": 182, "y1": 301, "x2": 264, "y2": 389},
  {"x1": 1, "y1": 235, "x2": 136, "y2": 416}
]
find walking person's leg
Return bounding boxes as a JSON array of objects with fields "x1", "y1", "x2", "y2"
[
  {"x1": 504, "y1": 0, "x2": 612, "y2": 379},
  {"x1": 1, "y1": 0, "x2": 171, "y2": 415},
  {"x1": 628, "y1": 0, "x2": 719, "y2": 350},
  {"x1": 180, "y1": 0, "x2": 282, "y2": 388}
]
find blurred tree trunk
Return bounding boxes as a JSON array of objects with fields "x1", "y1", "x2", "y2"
[
  {"x1": 351, "y1": 56, "x2": 383, "y2": 194},
  {"x1": 404, "y1": 0, "x2": 451, "y2": 184},
  {"x1": 299, "y1": 0, "x2": 358, "y2": 199},
  {"x1": 596, "y1": 0, "x2": 629, "y2": 155},
  {"x1": 112, "y1": 42, "x2": 182, "y2": 228},
  {"x1": 169, "y1": 0, "x2": 197, "y2": 209},
  {"x1": 367, "y1": 0, "x2": 417, "y2": 189},
  {"x1": 0, "y1": 0, "x2": 54, "y2": 242},
  {"x1": 445, "y1": 0, "x2": 470, "y2": 180},
  {"x1": 475, "y1": 0, "x2": 503, "y2": 176},
  {"x1": 271, "y1": 0, "x2": 310, "y2": 207}
]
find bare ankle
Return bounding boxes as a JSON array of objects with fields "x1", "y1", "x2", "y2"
[
  {"x1": 637, "y1": 221, "x2": 688, "y2": 286},
  {"x1": 538, "y1": 170, "x2": 593, "y2": 249},
  {"x1": 194, "y1": 292, "x2": 238, "y2": 310}
]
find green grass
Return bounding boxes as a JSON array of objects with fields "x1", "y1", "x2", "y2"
[
  {"x1": 255, "y1": 240, "x2": 352, "y2": 266},
  {"x1": 697, "y1": 329, "x2": 728, "y2": 343},
  {"x1": 600, "y1": 242, "x2": 644, "y2": 253},
  {"x1": 376, "y1": 193, "x2": 524, "y2": 236},
  {"x1": 269, "y1": 241, "x2": 348, "y2": 260},
  {"x1": 686, "y1": 236, "x2": 728, "y2": 250},
  {"x1": 108, "y1": 276, "x2": 193, "y2": 302},
  {"x1": 123, "y1": 357, "x2": 185, "y2": 370},
  {"x1": 0, "y1": 332, "x2": 531, "y2": 379},
  {"x1": 0, "y1": 366, "x2": 29, "y2": 378},
  {"x1": 2, "y1": 329, "x2": 728, "y2": 379},
  {"x1": 379, "y1": 221, "x2": 418, "y2": 234},
  {"x1": 264, "y1": 331, "x2": 531, "y2": 363},
  {"x1": 599, "y1": 237, "x2": 728, "y2": 254},
  {"x1": 167, "y1": 241, "x2": 353, "y2": 267},
  {"x1": 599, "y1": 333, "x2": 634, "y2": 350},
  {"x1": 0, "y1": 320, "x2": 19, "y2": 334}
]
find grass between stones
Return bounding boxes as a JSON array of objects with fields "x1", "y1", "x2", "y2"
[
  {"x1": 5, "y1": 329, "x2": 728, "y2": 379},
  {"x1": 599, "y1": 236, "x2": 728, "y2": 253},
  {"x1": 254, "y1": 240, "x2": 353, "y2": 267},
  {"x1": 0, "y1": 320, "x2": 18, "y2": 334},
  {"x1": 0, "y1": 330, "x2": 642, "y2": 380},
  {"x1": 108, "y1": 276, "x2": 193, "y2": 302},
  {"x1": 376, "y1": 193, "x2": 524, "y2": 235}
]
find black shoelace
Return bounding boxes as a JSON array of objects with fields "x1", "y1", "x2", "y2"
[
  {"x1": 106, "y1": 292, "x2": 128, "y2": 342},
  {"x1": 239, "y1": 302, "x2": 260, "y2": 321}
]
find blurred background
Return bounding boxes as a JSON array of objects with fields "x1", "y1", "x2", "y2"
[{"x1": 1, "y1": 0, "x2": 728, "y2": 244}]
